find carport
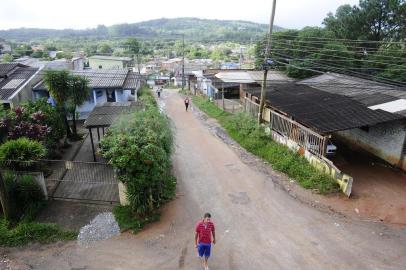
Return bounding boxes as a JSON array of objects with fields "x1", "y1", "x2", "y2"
[
  {"x1": 245, "y1": 84, "x2": 405, "y2": 158},
  {"x1": 84, "y1": 101, "x2": 143, "y2": 161}
]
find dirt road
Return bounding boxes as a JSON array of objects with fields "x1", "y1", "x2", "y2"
[{"x1": 3, "y1": 90, "x2": 406, "y2": 270}]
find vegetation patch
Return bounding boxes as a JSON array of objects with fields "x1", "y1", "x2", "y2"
[
  {"x1": 102, "y1": 87, "x2": 176, "y2": 231},
  {"x1": 113, "y1": 205, "x2": 159, "y2": 233},
  {"x1": 0, "y1": 219, "x2": 76, "y2": 247},
  {"x1": 192, "y1": 96, "x2": 339, "y2": 194}
]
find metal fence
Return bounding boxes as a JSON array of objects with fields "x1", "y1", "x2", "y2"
[
  {"x1": 214, "y1": 98, "x2": 243, "y2": 114},
  {"x1": 0, "y1": 160, "x2": 119, "y2": 204},
  {"x1": 244, "y1": 98, "x2": 260, "y2": 119},
  {"x1": 270, "y1": 110, "x2": 328, "y2": 157}
]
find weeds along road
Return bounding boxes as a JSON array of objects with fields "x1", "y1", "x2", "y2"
[{"x1": 4, "y1": 89, "x2": 406, "y2": 270}]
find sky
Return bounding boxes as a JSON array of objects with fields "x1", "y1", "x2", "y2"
[{"x1": 0, "y1": 0, "x2": 360, "y2": 30}]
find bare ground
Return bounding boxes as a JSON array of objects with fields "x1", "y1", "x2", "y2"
[{"x1": 2, "y1": 90, "x2": 406, "y2": 270}]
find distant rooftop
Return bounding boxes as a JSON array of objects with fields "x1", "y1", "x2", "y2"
[{"x1": 89, "y1": 55, "x2": 132, "y2": 61}]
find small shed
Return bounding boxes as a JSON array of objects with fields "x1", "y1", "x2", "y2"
[{"x1": 84, "y1": 101, "x2": 143, "y2": 161}]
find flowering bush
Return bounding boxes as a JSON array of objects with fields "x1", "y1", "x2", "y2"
[{"x1": 0, "y1": 99, "x2": 65, "y2": 151}]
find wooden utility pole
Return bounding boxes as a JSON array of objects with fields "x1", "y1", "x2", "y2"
[
  {"x1": 0, "y1": 172, "x2": 10, "y2": 220},
  {"x1": 258, "y1": 0, "x2": 277, "y2": 123}
]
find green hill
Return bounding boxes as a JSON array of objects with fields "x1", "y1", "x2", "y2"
[{"x1": 0, "y1": 17, "x2": 281, "y2": 41}]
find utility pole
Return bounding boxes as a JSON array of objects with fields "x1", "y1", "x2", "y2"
[
  {"x1": 182, "y1": 34, "x2": 185, "y2": 91},
  {"x1": 258, "y1": 0, "x2": 277, "y2": 123}
]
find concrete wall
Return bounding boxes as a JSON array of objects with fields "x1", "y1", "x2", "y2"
[
  {"x1": 336, "y1": 120, "x2": 406, "y2": 169},
  {"x1": 271, "y1": 130, "x2": 353, "y2": 196},
  {"x1": 89, "y1": 59, "x2": 130, "y2": 70}
]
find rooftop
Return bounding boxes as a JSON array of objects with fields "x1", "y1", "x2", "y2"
[
  {"x1": 215, "y1": 70, "x2": 294, "y2": 84},
  {"x1": 299, "y1": 73, "x2": 406, "y2": 116},
  {"x1": 84, "y1": 101, "x2": 143, "y2": 128},
  {"x1": 34, "y1": 69, "x2": 140, "y2": 90},
  {"x1": 88, "y1": 55, "x2": 132, "y2": 61},
  {"x1": 0, "y1": 63, "x2": 39, "y2": 100},
  {"x1": 246, "y1": 83, "x2": 404, "y2": 134}
]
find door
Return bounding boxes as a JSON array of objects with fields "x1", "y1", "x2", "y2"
[{"x1": 106, "y1": 89, "x2": 116, "y2": 102}]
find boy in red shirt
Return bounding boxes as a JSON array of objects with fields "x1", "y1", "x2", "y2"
[{"x1": 195, "y1": 213, "x2": 216, "y2": 270}]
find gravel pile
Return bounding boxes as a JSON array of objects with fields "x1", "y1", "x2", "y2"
[{"x1": 77, "y1": 212, "x2": 120, "y2": 246}]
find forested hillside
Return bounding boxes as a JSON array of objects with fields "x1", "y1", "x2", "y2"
[{"x1": 0, "y1": 18, "x2": 280, "y2": 42}]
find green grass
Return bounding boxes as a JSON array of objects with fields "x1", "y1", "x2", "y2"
[
  {"x1": 192, "y1": 96, "x2": 339, "y2": 194},
  {"x1": 113, "y1": 205, "x2": 160, "y2": 233},
  {"x1": 0, "y1": 219, "x2": 77, "y2": 247}
]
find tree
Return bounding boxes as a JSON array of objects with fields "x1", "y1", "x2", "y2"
[
  {"x1": 125, "y1": 38, "x2": 140, "y2": 73},
  {"x1": 14, "y1": 44, "x2": 33, "y2": 56},
  {"x1": 67, "y1": 75, "x2": 90, "y2": 136},
  {"x1": 44, "y1": 70, "x2": 90, "y2": 138},
  {"x1": 324, "y1": 0, "x2": 406, "y2": 41},
  {"x1": 98, "y1": 43, "x2": 112, "y2": 54},
  {"x1": 2, "y1": 54, "x2": 13, "y2": 63},
  {"x1": 44, "y1": 70, "x2": 73, "y2": 138}
]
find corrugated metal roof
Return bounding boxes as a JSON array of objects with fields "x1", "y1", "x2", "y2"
[
  {"x1": 215, "y1": 70, "x2": 294, "y2": 84},
  {"x1": 84, "y1": 102, "x2": 143, "y2": 128},
  {"x1": 299, "y1": 73, "x2": 406, "y2": 111},
  {"x1": 246, "y1": 84, "x2": 404, "y2": 134},
  {"x1": 89, "y1": 55, "x2": 132, "y2": 61}
]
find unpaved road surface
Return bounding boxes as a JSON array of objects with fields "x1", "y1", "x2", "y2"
[{"x1": 2, "y1": 90, "x2": 406, "y2": 270}]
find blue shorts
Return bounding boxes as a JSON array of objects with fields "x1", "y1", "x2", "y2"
[{"x1": 198, "y1": 243, "x2": 211, "y2": 257}]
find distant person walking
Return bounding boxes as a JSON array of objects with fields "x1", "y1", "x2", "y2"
[
  {"x1": 195, "y1": 213, "x2": 216, "y2": 270},
  {"x1": 184, "y1": 97, "x2": 190, "y2": 111},
  {"x1": 156, "y1": 88, "x2": 161, "y2": 98}
]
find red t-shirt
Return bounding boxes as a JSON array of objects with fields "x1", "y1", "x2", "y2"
[{"x1": 195, "y1": 221, "x2": 215, "y2": 244}]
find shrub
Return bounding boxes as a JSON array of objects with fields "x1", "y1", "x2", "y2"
[
  {"x1": 0, "y1": 99, "x2": 65, "y2": 152},
  {"x1": 0, "y1": 138, "x2": 46, "y2": 163},
  {"x1": 101, "y1": 108, "x2": 175, "y2": 216},
  {"x1": 2, "y1": 172, "x2": 45, "y2": 221}
]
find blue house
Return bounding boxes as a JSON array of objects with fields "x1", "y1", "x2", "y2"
[{"x1": 32, "y1": 69, "x2": 140, "y2": 119}]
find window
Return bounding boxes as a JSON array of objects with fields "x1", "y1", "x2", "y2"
[
  {"x1": 99, "y1": 65, "x2": 102, "y2": 69},
  {"x1": 96, "y1": 90, "x2": 103, "y2": 98},
  {"x1": 360, "y1": 126, "x2": 369, "y2": 132}
]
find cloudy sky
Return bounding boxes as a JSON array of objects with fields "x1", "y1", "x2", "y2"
[{"x1": 0, "y1": 0, "x2": 360, "y2": 30}]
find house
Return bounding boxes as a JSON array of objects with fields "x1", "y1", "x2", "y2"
[
  {"x1": 298, "y1": 73, "x2": 406, "y2": 170},
  {"x1": 88, "y1": 55, "x2": 133, "y2": 70},
  {"x1": 161, "y1": 58, "x2": 183, "y2": 73},
  {"x1": 0, "y1": 42, "x2": 12, "y2": 54},
  {"x1": 0, "y1": 63, "x2": 42, "y2": 109},
  {"x1": 205, "y1": 69, "x2": 293, "y2": 101},
  {"x1": 32, "y1": 69, "x2": 140, "y2": 119}
]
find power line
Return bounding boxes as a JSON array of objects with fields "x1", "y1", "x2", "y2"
[{"x1": 270, "y1": 33, "x2": 406, "y2": 44}]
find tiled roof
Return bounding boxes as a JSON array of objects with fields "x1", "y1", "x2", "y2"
[
  {"x1": 246, "y1": 84, "x2": 404, "y2": 134},
  {"x1": 0, "y1": 63, "x2": 20, "y2": 77},
  {"x1": 33, "y1": 70, "x2": 140, "y2": 90}
]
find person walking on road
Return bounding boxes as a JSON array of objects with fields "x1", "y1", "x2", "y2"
[
  {"x1": 195, "y1": 213, "x2": 216, "y2": 270},
  {"x1": 184, "y1": 97, "x2": 190, "y2": 111},
  {"x1": 156, "y1": 87, "x2": 161, "y2": 98}
]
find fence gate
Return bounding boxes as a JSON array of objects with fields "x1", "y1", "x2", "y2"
[{"x1": 43, "y1": 160, "x2": 119, "y2": 204}]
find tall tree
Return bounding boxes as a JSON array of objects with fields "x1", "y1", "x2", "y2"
[
  {"x1": 125, "y1": 38, "x2": 141, "y2": 73},
  {"x1": 44, "y1": 70, "x2": 73, "y2": 138},
  {"x1": 68, "y1": 75, "x2": 90, "y2": 137}
]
